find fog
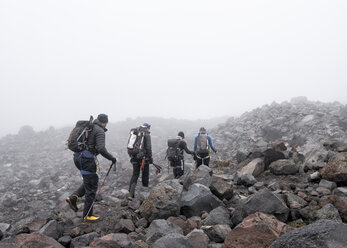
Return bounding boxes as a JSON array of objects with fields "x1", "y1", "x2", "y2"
[{"x1": 0, "y1": 0, "x2": 346, "y2": 137}]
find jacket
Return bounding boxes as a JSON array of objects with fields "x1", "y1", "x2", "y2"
[{"x1": 177, "y1": 136, "x2": 194, "y2": 159}]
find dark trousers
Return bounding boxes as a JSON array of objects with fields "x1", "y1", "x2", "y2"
[
  {"x1": 129, "y1": 159, "x2": 149, "y2": 196},
  {"x1": 171, "y1": 160, "x2": 184, "y2": 179},
  {"x1": 74, "y1": 174, "x2": 99, "y2": 217},
  {"x1": 196, "y1": 153, "x2": 210, "y2": 168}
]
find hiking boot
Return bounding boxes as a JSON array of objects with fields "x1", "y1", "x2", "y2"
[
  {"x1": 83, "y1": 215, "x2": 100, "y2": 224},
  {"x1": 66, "y1": 194, "x2": 78, "y2": 212}
]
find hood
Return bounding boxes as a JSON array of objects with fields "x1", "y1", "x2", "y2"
[{"x1": 94, "y1": 119, "x2": 108, "y2": 132}]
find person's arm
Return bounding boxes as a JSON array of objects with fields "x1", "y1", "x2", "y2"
[
  {"x1": 95, "y1": 130, "x2": 115, "y2": 161},
  {"x1": 207, "y1": 135, "x2": 217, "y2": 153},
  {"x1": 180, "y1": 141, "x2": 194, "y2": 155},
  {"x1": 193, "y1": 135, "x2": 197, "y2": 152}
]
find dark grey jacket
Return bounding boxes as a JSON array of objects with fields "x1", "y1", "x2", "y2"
[
  {"x1": 139, "y1": 126, "x2": 152, "y2": 159},
  {"x1": 87, "y1": 119, "x2": 115, "y2": 161}
]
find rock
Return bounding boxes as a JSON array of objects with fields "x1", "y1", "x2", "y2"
[
  {"x1": 0, "y1": 223, "x2": 11, "y2": 235},
  {"x1": 128, "y1": 198, "x2": 141, "y2": 210},
  {"x1": 181, "y1": 183, "x2": 224, "y2": 218},
  {"x1": 239, "y1": 158, "x2": 265, "y2": 177},
  {"x1": 321, "y1": 152, "x2": 347, "y2": 182},
  {"x1": 135, "y1": 218, "x2": 148, "y2": 228},
  {"x1": 167, "y1": 217, "x2": 198, "y2": 236},
  {"x1": 186, "y1": 229, "x2": 209, "y2": 248},
  {"x1": 152, "y1": 233, "x2": 192, "y2": 248},
  {"x1": 114, "y1": 219, "x2": 135, "y2": 234},
  {"x1": 71, "y1": 232, "x2": 100, "y2": 248},
  {"x1": 323, "y1": 195, "x2": 347, "y2": 222},
  {"x1": 286, "y1": 193, "x2": 308, "y2": 209},
  {"x1": 316, "y1": 187, "x2": 331, "y2": 196},
  {"x1": 209, "y1": 176, "x2": 233, "y2": 200},
  {"x1": 319, "y1": 179, "x2": 337, "y2": 191},
  {"x1": 145, "y1": 219, "x2": 183, "y2": 245},
  {"x1": 334, "y1": 187, "x2": 347, "y2": 197},
  {"x1": 0, "y1": 192, "x2": 17, "y2": 208},
  {"x1": 202, "y1": 224, "x2": 231, "y2": 243},
  {"x1": 269, "y1": 159, "x2": 299, "y2": 175},
  {"x1": 269, "y1": 219, "x2": 347, "y2": 248},
  {"x1": 231, "y1": 188, "x2": 290, "y2": 225},
  {"x1": 58, "y1": 236, "x2": 71, "y2": 247},
  {"x1": 201, "y1": 206, "x2": 232, "y2": 226},
  {"x1": 70, "y1": 227, "x2": 83, "y2": 238},
  {"x1": 235, "y1": 173, "x2": 257, "y2": 186},
  {"x1": 316, "y1": 203, "x2": 342, "y2": 222},
  {"x1": 263, "y1": 149, "x2": 286, "y2": 170},
  {"x1": 225, "y1": 212, "x2": 292, "y2": 248},
  {"x1": 27, "y1": 218, "x2": 47, "y2": 232},
  {"x1": 139, "y1": 179, "x2": 183, "y2": 222},
  {"x1": 308, "y1": 171, "x2": 321, "y2": 182},
  {"x1": 0, "y1": 229, "x2": 3, "y2": 241},
  {"x1": 15, "y1": 233, "x2": 64, "y2": 248},
  {"x1": 89, "y1": 233, "x2": 130, "y2": 248},
  {"x1": 254, "y1": 182, "x2": 265, "y2": 190},
  {"x1": 39, "y1": 220, "x2": 64, "y2": 240},
  {"x1": 181, "y1": 165, "x2": 212, "y2": 190}
]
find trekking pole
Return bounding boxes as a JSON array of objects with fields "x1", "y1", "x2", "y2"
[
  {"x1": 152, "y1": 163, "x2": 162, "y2": 174},
  {"x1": 83, "y1": 162, "x2": 115, "y2": 222}
]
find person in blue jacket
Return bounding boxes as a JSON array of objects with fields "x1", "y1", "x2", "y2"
[{"x1": 193, "y1": 127, "x2": 217, "y2": 168}]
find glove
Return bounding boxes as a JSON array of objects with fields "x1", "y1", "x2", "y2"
[
  {"x1": 214, "y1": 150, "x2": 218, "y2": 154},
  {"x1": 148, "y1": 157, "x2": 153, "y2": 164},
  {"x1": 111, "y1": 157, "x2": 117, "y2": 164}
]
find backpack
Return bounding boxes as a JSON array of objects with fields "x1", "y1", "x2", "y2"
[
  {"x1": 166, "y1": 138, "x2": 181, "y2": 161},
  {"x1": 196, "y1": 133, "x2": 209, "y2": 154},
  {"x1": 67, "y1": 116, "x2": 94, "y2": 152},
  {"x1": 127, "y1": 127, "x2": 146, "y2": 157}
]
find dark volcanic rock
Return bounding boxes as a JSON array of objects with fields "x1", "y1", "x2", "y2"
[
  {"x1": 209, "y1": 175, "x2": 233, "y2": 200},
  {"x1": 201, "y1": 206, "x2": 232, "y2": 226},
  {"x1": 15, "y1": 233, "x2": 64, "y2": 248},
  {"x1": 114, "y1": 219, "x2": 135, "y2": 234},
  {"x1": 186, "y1": 229, "x2": 209, "y2": 248},
  {"x1": 269, "y1": 159, "x2": 299, "y2": 175},
  {"x1": 152, "y1": 233, "x2": 192, "y2": 248},
  {"x1": 145, "y1": 219, "x2": 183, "y2": 245},
  {"x1": 269, "y1": 219, "x2": 347, "y2": 248},
  {"x1": 321, "y1": 152, "x2": 347, "y2": 183},
  {"x1": 71, "y1": 232, "x2": 100, "y2": 248},
  {"x1": 39, "y1": 220, "x2": 64, "y2": 240}
]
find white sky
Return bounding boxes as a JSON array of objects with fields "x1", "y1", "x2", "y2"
[{"x1": 0, "y1": 0, "x2": 346, "y2": 137}]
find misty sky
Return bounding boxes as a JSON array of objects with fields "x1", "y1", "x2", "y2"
[{"x1": 0, "y1": 0, "x2": 346, "y2": 137}]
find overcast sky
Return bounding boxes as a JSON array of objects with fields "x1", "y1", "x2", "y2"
[{"x1": 0, "y1": 0, "x2": 346, "y2": 137}]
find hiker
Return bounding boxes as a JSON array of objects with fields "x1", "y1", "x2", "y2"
[
  {"x1": 167, "y1": 131, "x2": 195, "y2": 179},
  {"x1": 193, "y1": 127, "x2": 217, "y2": 168},
  {"x1": 128, "y1": 123, "x2": 152, "y2": 198},
  {"x1": 66, "y1": 114, "x2": 117, "y2": 222}
]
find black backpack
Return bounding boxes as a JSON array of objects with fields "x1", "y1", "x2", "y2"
[
  {"x1": 67, "y1": 116, "x2": 93, "y2": 153},
  {"x1": 166, "y1": 138, "x2": 181, "y2": 161},
  {"x1": 127, "y1": 127, "x2": 146, "y2": 158},
  {"x1": 196, "y1": 133, "x2": 209, "y2": 154}
]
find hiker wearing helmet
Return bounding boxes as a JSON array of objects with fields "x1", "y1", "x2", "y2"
[
  {"x1": 128, "y1": 123, "x2": 152, "y2": 198},
  {"x1": 193, "y1": 127, "x2": 217, "y2": 168},
  {"x1": 66, "y1": 114, "x2": 117, "y2": 223},
  {"x1": 167, "y1": 131, "x2": 195, "y2": 178}
]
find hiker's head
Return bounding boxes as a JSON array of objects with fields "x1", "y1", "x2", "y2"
[
  {"x1": 178, "y1": 131, "x2": 185, "y2": 139},
  {"x1": 142, "y1": 123, "x2": 151, "y2": 130},
  {"x1": 97, "y1": 114, "x2": 109, "y2": 127},
  {"x1": 199, "y1": 127, "x2": 206, "y2": 133}
]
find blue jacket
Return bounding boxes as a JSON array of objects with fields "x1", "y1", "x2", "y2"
[{"x1": 193, "y1": 132, "x2": 217, "y2": 153}]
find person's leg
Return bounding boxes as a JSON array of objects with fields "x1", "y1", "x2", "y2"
[
  {"x1": 196, "y1": 156, "x2": 203, "y2": 168},
  {"x1": 142, "y1": 163, "x2": 149, "y2": 187},
  {"x1": 129, "y1": 161, "x2": 140, "y2": 197},
  {"x1": 83, "y1": 174, "x2": 98, "y2": 218},
  {"x1": 172, "y1": 161, "x2": 179, "y2": 178},
  {"x1": 179, "y1": 160, "x2": 185, "y2": 177},
  {"x1": 203, "y1": 156, "x2": 210, "y2": 167}
]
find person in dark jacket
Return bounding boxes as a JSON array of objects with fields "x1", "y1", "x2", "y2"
[
  {"x1": 128, "y1": 123, "x2": 152, "y2": 198},
  {"x1": 193, "y1": 127, "x2": 217, "y2": 168},
  {"x1": 66, "y1": 114, "x2": 117, "y2": 223},
  {"x1": 169, "y1": 131, "x2": 194, "y2": 179}
]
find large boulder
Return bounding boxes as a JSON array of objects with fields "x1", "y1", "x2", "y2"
[
  {"x1": 225, "y1": 212, "x2": 292, "y2": 248},
  {"x1": 321, "y1": 195, "x2": 347, "y2": 222},
  {"x1": 263, "y1": 149, "x2": 286, "y2": 170},
  {"x1": 167, "y1": 217, "x2": 198, "y2": 236},
  {"x1": 239, "y1": 158, "x2": 265, "y2": 177},
  {"x1": 269, "y1": 159, "x2": 299, "y2": 175},
  {"x1": 231, "y1": 188, "x2": 290, "y2": 225},
  {"x1": 202, "y1": 224, "x2": 231, "y2": 243},
  {"x1": 152, "y1": 233, "x2": 192, "y2": 248},
  {"x1": 285, "y1": 193, "x2": 308, "y2": 209},
  {"x1": 209, "y1": 175, "x2": 233, "y2": 200},
  {"x1": 39, "y1": 220, "x2": 64, "y2": 240},
  {"x1": 269, "y1": 219, "x2": 347, "y2": 248},
  {"x1": 145, "y1": 219, "x2": 183, "y2": 245},
  {"x1": 181, "y1": 165, "x2": 212, "y2": 190},
  {"x1": 71, "y1": 232, "x2": 100, "y2": 248},
  {"x1": 321, "y1": 152, "x2": 347, "y2": 183},
  {"x1": 89, "y1": 233, "x2": 130, "y2": 248},
  {"x1": 15, "y1": 233, "x2": 64, "y2": 248},
  {"x1": 299, "y1": 204, "x2": 342, "y2": 223},
  {"x1": 186, "y1": 229, "x2": 209, "y2": 248},
  {"x1": 114, "y1": 219, "x2": 135, "y2": 234},
  {"x1": 139, "y1": 179, "x2": 183, "y2": 222},
  {"x1": 181, "y1": 183, "x2": 223, "y2": 218},
  {"x1": 201, "y1": 206, "x2": 232, "y2": 226}
]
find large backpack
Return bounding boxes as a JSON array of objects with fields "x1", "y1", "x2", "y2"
[
  {"x1": 166, "y1": 138, "x2": 181, "y2": 161},
  {"x1": 127, "y1": 127, "x2": 146, "y2": 157},
  {"x1": 196, "y1": 133, "x2": 209, "y2": 154},
  {"x1": 67, "y1": 116, "x2": 94, "y2": 152}
]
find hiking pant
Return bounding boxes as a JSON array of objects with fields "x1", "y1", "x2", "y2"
[
  {"x1": 129, "y1": 159, "x2": 149, "y2": 196},
  {"x1": 74, "y1": 174, "x2": 99, "y2": 218},
  {"x1": 171, "y1": 159, "x2": 184, "y2": 179},
  {"x1": 196, "y1": 153, "x2": 210, "y2": 168}
]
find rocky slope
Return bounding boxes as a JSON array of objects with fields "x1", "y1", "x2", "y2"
[{"x1": 0, "y1": 98, "x2": 347, "y2": 248}]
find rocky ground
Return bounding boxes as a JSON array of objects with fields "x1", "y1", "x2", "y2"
[{"x1": 0, "y1": 97, "x2": 347, "y2": 248}]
